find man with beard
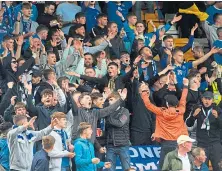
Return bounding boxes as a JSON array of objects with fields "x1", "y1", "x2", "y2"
[{"x1": 186, "y1": 91, "x2": 222, "y2": 171}]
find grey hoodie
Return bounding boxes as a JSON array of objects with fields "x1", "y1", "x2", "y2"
[
  {"x1": 7, "y1": 125, "x2": 53, "y2": 171},
  {"x1": 71, "y1": 99, "x2": 124, "y2": 143}
]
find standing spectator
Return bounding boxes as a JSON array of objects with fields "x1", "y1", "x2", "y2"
[
  {"x1": 7, "y1": 115, "x2": 58, "y2": 171},
  {"x1": 206, "y1": 1, "x2": 222, "y2": 25},
  {"x1": 84, "y1": 1, "x2": 100, "y2": 33},
  {"x1": 31, "y1": 135, "x2": 56, "y2": 171},
  {"x1": 90, "y1": 13, "x2": 108, "y2": 38},
  {"x1": 0, "y1": 122, "x2": 12, "y2": 171},
  {"x1": 213, "y1": 27, "x2": 222, "y2": 65},
  {"x1": 14, "y1": 2, "x2": 38, "y2": 22},
  {"x1": 173, "y1": 47, "x2": 219, "y2": 89},
  {"x1": 56, "y1": 2, "x2": 81, "y2": 35},
  {"x1": 13, "y1": 3, "x2": 39, "y2": 38},
  {"x1": 74, "y1": 122, "x2": 111, "y2": 171},
  {"x1": 37, "y1": 2, "x2": 58, "y2": 29},
  {"x1": 48, "y1": 112, "x2": 75, "y2": 171},
  {"x1": 186, "y1": 91, "x2": 222, "y2": 171},
  {"x1": 106, "y1": 1, "x2": 135, "y2": 31},
  {"x1": 162, "y1": 135, "x2": 195, "y2": 171},
  {"x1": 105, "y1": 92, "x2": 131, "y2": 171},
  {"x1": 192, "y1": 147, "x2": 209, "y2": 171},
  {"x1": 141, "y1": 78, "x2": 189, "y2": 169}
]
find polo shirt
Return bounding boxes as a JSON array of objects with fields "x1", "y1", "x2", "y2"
[{"x1": 174, "y1": 62, "x2": 193, "y2": 89}]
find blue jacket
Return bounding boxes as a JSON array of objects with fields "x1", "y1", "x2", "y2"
[
  {"x1": 74, "y1": 138, "x2": 104, "y2": 171},
  {"x1": 0, "y1": 138, "x2": 9, "y2": 171},
  {"x1": 31, "y1": 149, "x2": 50, "y2": 171},
  {"x1": 123, "y1": 21, "x2": 171, "y2": 49},
  {"x1": 194, "y1": 163, "x2": 209, "y2": 171}
]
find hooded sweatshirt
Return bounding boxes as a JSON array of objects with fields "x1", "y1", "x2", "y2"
[{"x1": 74, "y1": 138, "x2": 104, "y2": 171}]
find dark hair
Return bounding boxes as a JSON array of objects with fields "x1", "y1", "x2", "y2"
[
  {"x1": 3, "y1": 35, "x2": 13, "y2": 42},
  {"x1": 47, "y1": 51, "x2": 56, "y2": 57},
  {"x1": 217, "y1": 27, "x2": 222, "y2": 37},
  {"x1": 43, "y1": 69, "x2": 55, "y2": 80},
  {"x1": 108, "y1": 61, "x2": 118, "y2": 68},
  {"x1": 22, "y1": 2, "x2": 31, "y2": 9},
  {"x1": 163, "y1": 35, "x2": 174, "y2": 41},
  {"x1": 213, "y1": 13, "x2": 222, "y2": 23},
  {"x1": 135, "y1": 21, "x2": 145, "y2": 27},
  {"x1": 57, "y1": 76, "x2": 69, "y2": 88},
  {"x1": 44, "y1": 2, "x2": 56, "y2": 8},
  {"x1": 14, "y1": 102, "x2": 26, "y2": 111},
  {"x1": 91, "y1": 92, "x2": 103, "y2": 102},
  {"x1": 36, "y1": 25, "x2": 49, "y2": 34},
  {"x1": 96, "y1": 13, "x2": 107, "y2": 20},
  {"x1": 84, "y1": 52, "x2": 93, "y2": 57},
  {"x1": 78, "y1": 92, "x2": 91, "y2": 103},
  {"x1": 41, "y1": 89, "x2": 53, "y2": 97},
  {"x1": 127, "y1": 13, "x2": 136, "y2": 20},
  {"x1": 75, "y1": 12, "x2": 85, "y2": 20},
  {"x1": 85, "y1": 67, "x2": 96, "y2": 72},
  {"x1": 0, "y1": 122, "x2": 12, "y2": 134},
  {"x1": 188, "y1": 68, "x2": 200, "y2": 79},
  {"x1": 139, "y1": 46, "x2": 150, "y2": 55},
  {"x1": 120, "y1": 51, "x2": 129, "y2": 56},
  {"x1": 107, "y1": 22, "x2": 117, "y2": 29}
]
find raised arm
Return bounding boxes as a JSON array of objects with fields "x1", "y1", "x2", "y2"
[
  {"x1": 192, "y1": 47, "x2": 219, "y2": 68},
  {"x1": 25, "y1": 83, "x2": 38, "y2": 116},
  {"x1": 177, "y1": 79, "x2": 189, "y2": 114}
]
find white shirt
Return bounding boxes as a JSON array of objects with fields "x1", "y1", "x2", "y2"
[{"x1": 178, "y1": 152, "x2": 191, "y2": 171}]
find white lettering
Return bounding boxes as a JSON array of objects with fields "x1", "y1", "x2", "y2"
[
  {"x1": 138, "y1": 147, "x2": 154, "y2": 158},
  {"x1": 130, "y1": 147, "x2": 138, "y2": 157},
  {"x1": 136, "y1": 162, "x2": 158, "y2": 170},
  {"x1": 153, "y1": 147, "x2": 161, "y2": 158}
]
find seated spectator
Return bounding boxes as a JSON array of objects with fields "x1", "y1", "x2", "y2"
[
  {"x1": 0, "y1": 122, "x2": 12, "y2": 171},
  {"x1": 74, "y1": 122, "x2": 111, "y2": 171},
  {"x1": 162, "y1": 135, "x2": 195, "y2": 171},
  {"x1": 31, "y1": 135, "x2": 56, "y2": 171},
  {"x1": 192, "y1": 147, "x2": 209, "y2": 171}
]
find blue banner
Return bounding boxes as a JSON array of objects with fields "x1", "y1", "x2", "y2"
[{"x1": 115, "y1": 146, "x2": 161, "y2": 171}]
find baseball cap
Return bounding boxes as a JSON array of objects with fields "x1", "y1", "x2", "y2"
[
  {"x1": 202, "y1": 91, "x2": 214, "y2": 99},
  {"x1": 177, "y1": 135, "x2": 195, "y2": 145},
  {"x1": 164, "y1": 94, "x2": 179, "y2": 107},
  {"x1": 32, "y1": 70, "x2": 42, "y2": 78}
]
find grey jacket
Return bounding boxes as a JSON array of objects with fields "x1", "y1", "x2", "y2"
[
  {"x1": 7, "y1": 125, "x2": 53, "y2": 171},
  {"x1": 71, "y1": 99, "x2": 124, "y2": 143}
]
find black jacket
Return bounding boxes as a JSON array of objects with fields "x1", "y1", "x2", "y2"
[
  {"x1": 90, "y1": 25, "x2": 108, "y2": 39},
  {"x1": 131, "y1": 77, "x2": 158, "y2": 133},
  {"x1": 37, "y1": 13, "x2": 57, "y2": 29},
  {"x1": 80, "y1": 66, "x2": 135, "y2": 91},
  {"x1": 106, "y1": 107, "x2": 130, "y2": 147},
  {"x1": 186, "y1": 104, "x2": 222, "y2": 147}
]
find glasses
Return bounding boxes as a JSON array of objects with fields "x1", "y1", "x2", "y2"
[{"x1": 11, "y1": 61, "x2": 17, "y2": 64}]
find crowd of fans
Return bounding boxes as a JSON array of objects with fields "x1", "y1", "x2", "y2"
[{"x1": 0, "y1": 1, "x2": 221, "y2": 171}]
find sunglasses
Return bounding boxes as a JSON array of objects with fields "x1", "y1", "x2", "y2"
[{"x1": 11, "y1": 61, "x2": 18, "y2": 64}]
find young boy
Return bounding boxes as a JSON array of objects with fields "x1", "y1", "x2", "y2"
[
  {"x1": 49, "y1": 112, "x2": 75, "y2": 171},
  {"x1": 31, "y1": 135, "x2": 56, "y2": 171},
  {"x1": 7, "y1": 115, "x2": 58, "y2": 171},
  {"x1": 213, "y1": 27, "x2": 222, "y2": 65},
  {"x1": 0, "y1": 122, "x2": 12, "y2": 171},
  {"x1": 74, "y1": 122, "x2": 111, "y2": 171}
]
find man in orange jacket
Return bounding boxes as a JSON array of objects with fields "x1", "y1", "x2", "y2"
[{"x1": 141, "y1": 78, "x2": 189, "y2": 169}]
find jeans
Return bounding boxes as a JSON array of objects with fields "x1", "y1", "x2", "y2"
[{"x1": 106, "y1": 145, "x2": 130, "y2": 171}]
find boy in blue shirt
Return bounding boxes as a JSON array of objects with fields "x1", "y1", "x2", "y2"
[
  {"x1": 74, "y1": 122, "x2": 111, "y2": 171},
  {"x1": 173, "y1": 47, "x2": 220, "y2": 89}
]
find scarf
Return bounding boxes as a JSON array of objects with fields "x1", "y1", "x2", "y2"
[
  {"x1": 108, "y1": 76, "x2": 117, "y2": 91},
  {"x1": 22, "y1": 18, "x2": 32, "y2": 34},
  {"x1": 13, "y1": 125, "x2": 35, "y2": 143},
  {"x1": 201, "y1": 106, "x2": 212, "y2": 131},
  {"x1": 54, "y1": 129, "x2": 68, "y2": 150}
]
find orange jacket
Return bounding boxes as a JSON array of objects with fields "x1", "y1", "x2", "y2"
[{"x1": 141, "y1": 87, "x2": 189, "y2": 141}]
